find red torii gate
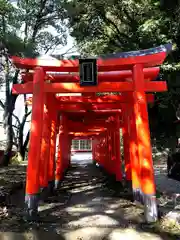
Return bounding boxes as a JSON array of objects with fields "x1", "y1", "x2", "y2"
[{"x1": 11, "y1": 44, "x2": 171, "y2": 223}]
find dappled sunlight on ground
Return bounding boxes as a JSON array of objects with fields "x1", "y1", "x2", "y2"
[{"x1": 0, "y1": 153, "x2": 179, "y2": 239}]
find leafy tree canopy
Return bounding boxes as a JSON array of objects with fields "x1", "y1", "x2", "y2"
[
  {"x1": 64, "y1": 0, "x2": 180, "y2": 146},
  {"x1": 0, "y1": 0, "x2": 68, "y2": 57},
  {"x1": 64, "y1": 0, "x2": 180, "y2": 66}
]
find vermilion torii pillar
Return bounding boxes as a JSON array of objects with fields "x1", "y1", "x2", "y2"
[
  {"x1": 132, "y1": 64, "x2": 157, "y2": 222},
  {"x1": 115, "y1": 114, "x2": 122, "y2": 181},
  {"x1": 121, "y1": 101, "x2": 132, "y2": 182},
  {"x1": 25, "y1": 67, "x2": 45, "y2": 220},
  {"x1": 55, "y1": 113, "x2": 69, "y2": 189},
  {"x1": 93, "y1": 131, "x2": 108, "y2": 168},
  {"x1": 129, "y1": 96, "x2": 142, "y2": 204},
  {"x1": 67, "y1": 135, "x2": 72, "y2": 168},
  {"x1": 55, "y1": 115, "x2": 64, "y2": 189},
  {"x1": 39, "y1": 95, "x2": 51, "y2": 193},
  {"x1": 48, "y1": 95, "x2": 58, "y2": 194}
]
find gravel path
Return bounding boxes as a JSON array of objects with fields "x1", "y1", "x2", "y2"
[{"x1": 0, "y1": 160, "x2": 178, "y2": 239}]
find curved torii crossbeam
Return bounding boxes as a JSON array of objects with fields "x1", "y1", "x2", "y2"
[{"x1": 11, "y1": 44, "x2": 172, "y2": 223}]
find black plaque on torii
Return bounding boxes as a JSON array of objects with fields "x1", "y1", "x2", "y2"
[{"x1": 79, "y1": 58, "x2": 97, "y2": 86}]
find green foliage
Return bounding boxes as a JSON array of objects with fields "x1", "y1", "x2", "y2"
[
  {"x1": 0, "y1": 0, "x2": 69, "y2": 164},
  {"x1": 0, "y1": 0, "x2": 68, "y2": 57},
  {"x1": 64, "y1": 0, "x2": 170, "y2": 55},
  {"x1": 64, "y1": 0, "x2": 180, "y2": 148},
  {"x1": 16, "y1": 0, "x2": 68, "y2": 55}
]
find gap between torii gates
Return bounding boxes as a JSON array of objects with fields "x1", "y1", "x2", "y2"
[{"x1": 11, "y1": 43, "x2": 172, "y2": 223}]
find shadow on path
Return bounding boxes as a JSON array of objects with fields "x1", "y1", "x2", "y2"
[{"x1": 0, "y1": 160, "x2": 179, "y2": 239}]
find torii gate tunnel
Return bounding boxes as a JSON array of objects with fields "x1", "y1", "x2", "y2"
[{"x1": 11, "y1": 44, "x2": 172, "y2": 223}]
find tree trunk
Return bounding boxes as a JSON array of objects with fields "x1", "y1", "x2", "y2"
[
  {"x1": 1, "y1": 69, "x2": 19, "y2": 166},
  {"x1": 21, "y1": 131, "x2": 30, "y2": 160},
  {"x1": 1, "y1": 112, "x2": 13, "y2": 166},
  {"x1": 18, "y1": 118, "x2": 30, "y2": 160},
  {"x1": 17, "y1": 94, "x2": 31, "y2": 160},
  {"x1": 17, "y1": 122, "x2": 23, "y2": 160}
]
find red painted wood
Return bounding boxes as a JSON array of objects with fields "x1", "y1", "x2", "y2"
[
  {"x1": 68, "y1": 122, "x2": 117, "y2": 130},
  {"x1": 72, "y1": 132, "x2": 103, "y2": 137},
  {"x1": 57, "y1": 103, "x2": 122, "y2": 111},
  {"x1": 56, "y1": 94, "x2": 154, "y2": 104},
  {"x1": 11, "y1": 52, "x2": 166, "y2": 72},
  {"x1": 56, "y1": 114, "x2": 68, "y2": 181},
  {"x1": 56, "y1": 131, "x2": 63, "y2": 181},
  {"x1": 25, "y1": 67, "x2": 45, "y2": 195},
  {"x1": 48, "y1": 95, "x2": 58, "y2": 182},
  {"x1": 26, "y1": 94, "x2": 154, "y2": 106},
  {"x1": 121, "y1": 102, "x2": 131, "y2": 181},
  {"x1": 39, "y1": 95, "x2": 51, "y2": 188},
  {"x1": 115, "y1": 115, "x2": 122, "y2": 181},
  {"x1": 12, "y1": 81, "x2": 167, "y2": 94},
  {"x1": 132, "y1": 64, "x2": 156, "y2": 196},
  {"x1": 129, "y1": 96, "x2": 141, "y2": 195},
  {"x1": 69, "y1": 127, "x2": 107, "y2": 133},
  {"x1": 21, "y1": 67, "x2": 160, "y2": 83},
  {"x1": 65, "y1": 112, "x2": 121, "y2": 119}
]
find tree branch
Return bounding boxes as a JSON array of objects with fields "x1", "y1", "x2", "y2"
[
  {"x1": 0, "y1": 100, "x2": 5, "y2": 109},
  {"x1": 12, "y1": 113, "x2": 20, "y2": 126},
  {"x1": 12, "y1": 125, "x2": 19, "y2": 129},
  {"x1": 31, "y1": 0, "x2": 48, "y2": 43},
  {"x1": 44, "y1": 36, "x2": 63, "y2": 54},
  {"x1": 95, "y1": 9, "x2": 131, "y2": 45},
  {"x1": 24, "y1": 110, "x2": 31, "y2": 118}
]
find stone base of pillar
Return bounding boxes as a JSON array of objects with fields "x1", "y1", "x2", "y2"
[
  {"x1": 144, "y1": 194, "x2": 158, "y2": 223},
  {"x1": 25, "y1": 193, "x2": 39, "y2": 221},
  {"x1": 54, "y1": 179, "x2": 61, "y2": 190},
  {"x1": 132, "y1": 188, "x2": 144, "y2": 204}
]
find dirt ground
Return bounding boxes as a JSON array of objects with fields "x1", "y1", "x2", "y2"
[
  {"x1": 0, "y1": 159, "x2": 179, "y2": 240},
  {"x1": 0, "y1": 163, "x2": 26, "y2": 203}
]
